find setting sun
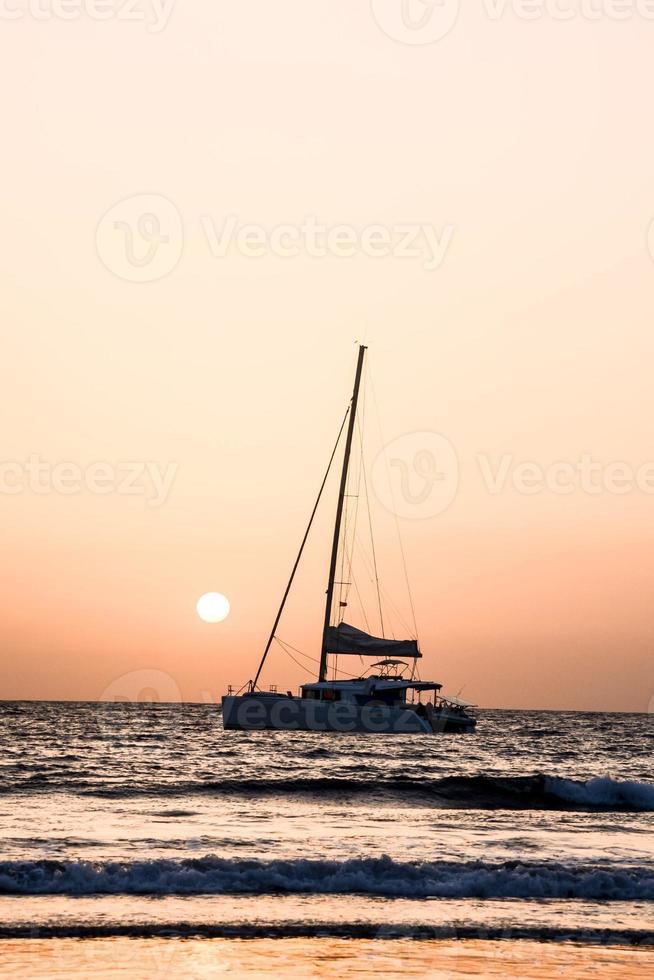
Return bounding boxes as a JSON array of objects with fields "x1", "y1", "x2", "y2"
[{"x1": 196, "y1": 592, "x2": 231, "y2": 624}]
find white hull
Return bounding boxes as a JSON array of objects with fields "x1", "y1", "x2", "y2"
[
  {"x1": 221, "y1": 695, "x2": 474, "y2": 735},
  {"x1": 222, "y1": 694, "x2": 430, "y2": 734}
]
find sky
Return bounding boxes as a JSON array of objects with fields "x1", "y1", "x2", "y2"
[{"x1": 1, "y1": 3, "x2": 654, "y2": 711}]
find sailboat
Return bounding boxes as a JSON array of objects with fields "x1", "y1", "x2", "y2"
[{"x1": 221, "y1": 345, "x2": 476, "y2": 735}]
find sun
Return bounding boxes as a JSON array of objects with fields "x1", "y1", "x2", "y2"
[{"x1": 196, "y1": 592, "x2": 230, "y2": 623}]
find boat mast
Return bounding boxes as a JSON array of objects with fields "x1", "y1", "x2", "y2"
[{"x1": 319, "y1": 344, "x2": 367, "y2": 683}]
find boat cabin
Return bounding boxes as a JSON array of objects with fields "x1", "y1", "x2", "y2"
[{"x1": 300, "y1": 659, "x2": 443, "y2": 707}]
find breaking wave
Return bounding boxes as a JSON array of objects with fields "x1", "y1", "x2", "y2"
[
  {"x1": 1, "y1": 856, "x2": 653, "y2": 900},
  {"x1": 543, "y1": 776, "x2": 654, "y2": 810},
  {"x1": 2, "y1": 773, "x2": 652, "y2": 811},
  {"x1": 79, "y1": 774, "x2": 654, "y2": 811}
]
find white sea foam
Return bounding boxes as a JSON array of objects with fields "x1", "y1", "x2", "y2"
[
  {"x1": 0, "y1": 856, "x2": 652, "y2": 900},
  {"x1": 545, "y1": 777, "x2": 654, "y2": 811}
]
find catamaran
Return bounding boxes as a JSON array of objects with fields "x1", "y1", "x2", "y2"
[{"x1": 222, "y1": 345, "x2": 476, "y2": 735}]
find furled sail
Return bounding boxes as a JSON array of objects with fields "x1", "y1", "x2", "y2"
[{"x1": 323, "y1": 622, "x2": 421, "y2": 659}]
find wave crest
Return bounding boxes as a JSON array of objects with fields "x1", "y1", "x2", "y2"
[
  {"x1": 0, "y1": 856, "x2": 652, "y2": 900},
  {"x1": 544, "y1": 776, "x2": 654, "y2": 810},
  {"x1": 83, "y1": 774, "x2": 654, "y2": 811},
  {"x1": 3, "y1": 774, "x2": 652, "y2": 811}
]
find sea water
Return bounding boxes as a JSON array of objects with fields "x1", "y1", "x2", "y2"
[{"x1": 0, "y1": 702, "x2": 652, "y2": 976}]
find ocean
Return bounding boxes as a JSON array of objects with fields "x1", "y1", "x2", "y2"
[{"x1": 0, "y1": 701, "x2": 652, "y2": 977}]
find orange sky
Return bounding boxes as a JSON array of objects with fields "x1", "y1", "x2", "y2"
[{"x1": 1, "y1": 7, "x2": 653, "y2": 710}]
